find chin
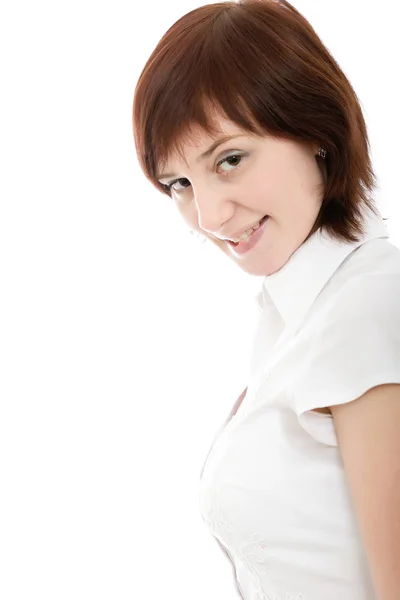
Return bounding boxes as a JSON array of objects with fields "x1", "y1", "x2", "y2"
[{"x1": 208, "y1": 238, "x2": 276, "y2": 275}]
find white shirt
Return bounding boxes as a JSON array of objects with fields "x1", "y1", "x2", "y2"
[{"x1": 198, "y1": 207, "x2": 400, "y2": 600}]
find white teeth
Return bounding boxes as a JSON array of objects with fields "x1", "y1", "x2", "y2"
[{"x1": 230, "y1": 219, "x2": 263, "y2": 243}]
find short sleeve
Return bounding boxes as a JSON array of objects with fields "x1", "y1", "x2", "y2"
[{"x1": 292, "y1": 274, "x2": 400, "y2": 446}]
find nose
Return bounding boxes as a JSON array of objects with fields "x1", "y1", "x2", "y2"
[{"x1": 193, "y1": 182, "x2": 234, "y2": 238}]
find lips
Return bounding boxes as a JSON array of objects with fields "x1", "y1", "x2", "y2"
[
  {"x1": 227, "y1": 215, "x2": 269, "y2": 254},
  {"x1": 229, "y1": 215, "x2": 269, "y2": 244}
]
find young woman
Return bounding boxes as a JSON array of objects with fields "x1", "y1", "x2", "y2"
[{"x1": 132, "y1": 1, "x2": 400, "y2": 598}]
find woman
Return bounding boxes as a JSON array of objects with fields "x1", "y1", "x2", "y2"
[{"x1": 132, "y1": 1, "x2": 400, "y2": 598}]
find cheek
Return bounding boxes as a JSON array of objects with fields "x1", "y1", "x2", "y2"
[{"x1": 246, "y1": 166, "x2": 279, "y2": 204}]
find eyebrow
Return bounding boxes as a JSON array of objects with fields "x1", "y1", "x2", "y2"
[{"x1": 157, "y1": 134, "x2": 246, "y2": 181}]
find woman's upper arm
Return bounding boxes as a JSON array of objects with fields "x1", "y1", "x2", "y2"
[{"x1": 330, "y1": 383, "x2": 400, "y2": 600}]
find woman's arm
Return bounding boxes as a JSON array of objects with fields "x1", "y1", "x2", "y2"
[{"x1": 330, "y1": 383, "x2": 400, "y2": 600}]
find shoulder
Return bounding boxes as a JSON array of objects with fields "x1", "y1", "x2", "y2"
[
  {"x1": 320, "y1": 271, "x2": 400, "y2": 332},
  {"x1": 292, "y1": 271, "x2": 400, "y2": 429}
]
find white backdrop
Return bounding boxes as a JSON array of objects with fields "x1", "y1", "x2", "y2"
[{"x1": 0, "y1": 1, "x2": 398, "y2": 598}]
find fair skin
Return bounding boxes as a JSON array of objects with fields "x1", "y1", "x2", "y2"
[
  {"x1": 330, "y1": 384, "x2": 400, "y2": 600},
  {"x1": 160, "y1": 114, "x2": 331, "y2": 419},
  {"x1": 159, "y1": 115, "x2": 400, "y2": 598},
  {"x1": 159, "y1": 115, "x2": 330, "y2": 414},
  {"x1": 158, "y1": 113, "x2": 326, "y2": 277}
]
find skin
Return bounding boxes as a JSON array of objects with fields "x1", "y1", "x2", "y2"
[
  {"x1": 159, "y1": 112, "x2": 331, "y2": 415},
  {"x1": 159, "y1": 116, "x2": 400, "y2": 598},
  {"x1": 158, "y1": 113, "x2": 327, "y2": 277}
]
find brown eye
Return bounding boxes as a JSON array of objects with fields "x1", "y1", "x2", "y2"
[
  {"x1": 165, "y1": 178, "x2": 191, "y2": 192},
  {"x1": 217, "y1": 154, "x2": 244, "y2": 172}
]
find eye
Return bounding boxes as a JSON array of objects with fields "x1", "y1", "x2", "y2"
[
  {"x1": 162, "y1": 153, "x2": 245, "y2": 193},
  {"x1": 163, "y1": 178, "x2": 190, "y2": 193},
  {"x1": 217, "y1": 153, "x2": 244, "y2": 172}
]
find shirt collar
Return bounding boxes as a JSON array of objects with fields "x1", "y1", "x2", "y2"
[{"x1": 257, "y1": 207, "x2": 389, "y2": 332}]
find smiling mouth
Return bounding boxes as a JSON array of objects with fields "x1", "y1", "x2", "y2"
[{"x1": 228, "y1": 215, "x2": 269, "y2": 246}]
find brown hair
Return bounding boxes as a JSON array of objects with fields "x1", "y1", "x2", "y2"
[{"x1": 132, "y1": 0, "x2": 382, "y2": 244}]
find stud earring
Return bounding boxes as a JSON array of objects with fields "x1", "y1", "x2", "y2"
[{"x1": 318, "y1": 146, "x2": 327, "y2": 159}]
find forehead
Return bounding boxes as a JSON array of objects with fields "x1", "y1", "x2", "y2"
[{"x1": 177, "y1": 117, "x2": 245, "y2": 157}]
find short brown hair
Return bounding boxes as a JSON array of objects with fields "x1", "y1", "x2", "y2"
[{"x1": 132, "y1": 0, "x2": 381, "y2": 244}]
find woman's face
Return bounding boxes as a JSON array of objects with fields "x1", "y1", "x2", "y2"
[{"x1": 157, "y1": 114, "x2": 326, "y2": 276}]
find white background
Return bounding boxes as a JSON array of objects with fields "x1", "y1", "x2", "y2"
[{"x1": 0, "y1": 1, "x2": 398, "y2": 598}]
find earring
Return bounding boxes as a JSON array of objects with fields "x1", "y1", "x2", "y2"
[{"x1": 318, "y1": 146, "x2": 327, "y2": 159}]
